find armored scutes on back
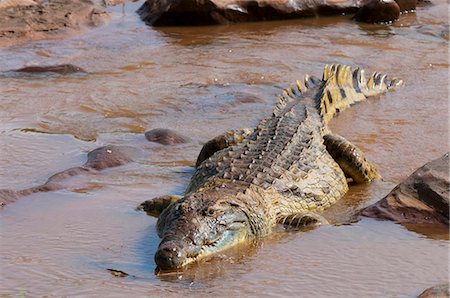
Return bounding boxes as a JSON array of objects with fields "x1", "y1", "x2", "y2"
[{"x1": 140, "y1": 64, "x2": 403, "y2": 271}]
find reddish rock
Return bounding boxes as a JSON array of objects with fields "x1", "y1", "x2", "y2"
[
  {"x1": 0, "y1": 0, "x2": 108, "y2": 46},
  {"x1": 361, "y1": 153, "x2": 449, "y2": 227},
  {"x1": 137, "y1": 0, "x2": 418, "y2": 26},
  {"x1": 418, "y1": 283, "x2": 449, "y2": 298},
  {"x1": 137, "y1": 0, "x2": 362, "y2": 26}
]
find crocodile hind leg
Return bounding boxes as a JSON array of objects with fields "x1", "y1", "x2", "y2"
[
  {"x1": 323, "y1": 133, "x2": 381, "y2": 183},
  {"x1": 195, "y1": 128, "x2": 254, "y2": 167},
  {"x1": 279, "y1": 212, "x2": 329, "y2": 230},
  {"x1": 139, "y1": 195, "x2": 182, "y2": 217}
]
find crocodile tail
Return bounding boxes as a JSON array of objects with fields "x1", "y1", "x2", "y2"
[
  {"x1": 318, "y1": 64, "x2": 403, "y2": 124},
  {"x1": 272, "y1": 73, "x2": 325, "y2": 116},
  {"x1": 272, "y1": 79, "x2": 304, "y2": 116}
]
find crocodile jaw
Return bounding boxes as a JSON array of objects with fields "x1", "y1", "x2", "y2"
[{"x1": 155, "y1": 225, "x2": 248, "y2": 271}]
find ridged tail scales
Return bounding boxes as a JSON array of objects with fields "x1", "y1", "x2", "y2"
[
  {"x1": 273, "y1": 64, "x2": 403, "y2": 123},
  {"x1": 318, "y1": 64, "x2": 403, "y2": 124}
]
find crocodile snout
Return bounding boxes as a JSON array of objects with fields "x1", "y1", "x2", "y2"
[{"x1": 155, "y1": 240, "x2": 187, "y2": 270}]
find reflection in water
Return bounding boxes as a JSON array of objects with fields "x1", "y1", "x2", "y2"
[
  {"x1": 0, "y1": 0, "x2": 448, "y2": 296},
  {"x1": 155, "y1": 240, "x2": 263, "y2": 283}
]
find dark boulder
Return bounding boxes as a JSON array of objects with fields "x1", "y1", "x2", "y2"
[
  {"x1": 353, "y1": 0, "x2": 400, "y2": 23},
  {"x1": 394, "y1": 0, "x2": 417, "y2": 11},
  {"x1": 360, "y1": 153, "x2": 449, "y2": 227},
  {"x1": 137, "y1": 0, "x2": 418, "y2": 26},
  {"x1": 137, "y1": 0, "x2": 362, "y2": 26}
]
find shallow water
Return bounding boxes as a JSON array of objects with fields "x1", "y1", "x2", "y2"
[{"x1": 0, "y1": 1, "x2": 449, "y2": 297}]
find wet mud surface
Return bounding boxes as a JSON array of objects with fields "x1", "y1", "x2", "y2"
[
  {"x1": 0, "y1": 0, "x2": 448, "y2": 297},
  {"x1": 0, "y1": 0, "x2": 109, "y2": 46}
]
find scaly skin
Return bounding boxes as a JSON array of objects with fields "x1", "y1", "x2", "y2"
[{"x1": 143, "y1": 64, "x2": 403, "y2": 271}]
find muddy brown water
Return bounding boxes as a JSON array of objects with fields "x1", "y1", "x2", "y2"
[{"x1": 0, "y1": 1, "x2": 449, "y2": 297}]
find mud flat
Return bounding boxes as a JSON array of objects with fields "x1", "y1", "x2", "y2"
[{"x1": 0, "y1": 0, "x2": 109, "y2": 46}]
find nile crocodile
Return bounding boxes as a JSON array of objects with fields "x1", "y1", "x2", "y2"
[{"x1": 140, "y1": 64, "x2": 403, "y2": 271}]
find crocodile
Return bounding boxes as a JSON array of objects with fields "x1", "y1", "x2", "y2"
[{"x1": 140, "y1": 64, "x2": 403, "y2": 271}]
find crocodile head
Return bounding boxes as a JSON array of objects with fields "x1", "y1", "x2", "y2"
[{"x1": 154, "y1": 193, "x2": 250, "y2": 271}]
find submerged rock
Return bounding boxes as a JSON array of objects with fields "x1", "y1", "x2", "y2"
[
  {"x1": 145, "y1": 128, "x2": 188, "y2": 145},
  {"x1": 84, "y1": 145, "x2": 138, "y2": 170},
  {"x1": 418, "y1": 283, "x2": 450, "y2": 298},
  {"x1": 0, "y1": 145, "x2": 140, "y2": 207},
  {"x1": 12, "y1": 64, "x2": 86, "y2": 75},
  {"x1": 360, "y1": 153, "x2": 449, "y2": 227}
]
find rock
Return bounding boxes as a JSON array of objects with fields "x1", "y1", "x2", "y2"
[
  {"x1": 418, "y1": 283, "x2": 449, "y2": 298},
  {"x1": 145, "y1": 128, "x2": 188, "y2": 145},
  {"x1": 360, "y1": 153, "x2": 449, "y2": 227},
  {"x1": 0, "y1": 0, "x2": 38, "y2": 9},
  {"x1": 394, "y1": 0, "x2": 417, "y2": 11},
  {"x1": 353, "y1": 0, "x2": 400, "y2": 23},
  {"x1": 105, "y1": 0, "x2": 139, "y2": 5},
  {"x1": 0, "y1": 0, "x2": 108, "y2": 46},
  {"x1": 137, "y1": 0, "x2": 421, "y2": 26},
  {"x1": 106, "y1": 268, "x2": 132, "y2": 278},
  {"x1": 12, "y1": 64, "x2": 86, "y2": 75},
  {"x1": 84, "y1": 145, "x2": 140, "y2": 170},
  {"x1": 137, "y1": 0, "x2": 362, "y2": 26},
  {"x1": 0, "y1": 145, "x2": 140, "y2": 207}
]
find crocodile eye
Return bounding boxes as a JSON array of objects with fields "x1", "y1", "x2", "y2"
[{"x1": 207, "y1": 208, "x2": 215, "y2": 216}]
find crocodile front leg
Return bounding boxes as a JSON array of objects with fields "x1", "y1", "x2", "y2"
[
  {"x1": 195, "y1": 128, "x2": 254, "y2": 167},
  {"x1": 139, "y1": 195, "x2": 182, "y2": 217},
  {"x1": 140, "y1": 129, "x2": 255, "y2": 216},
  {"x1": 323, "y1": 133, "x2": 381, "y2": 183}
]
